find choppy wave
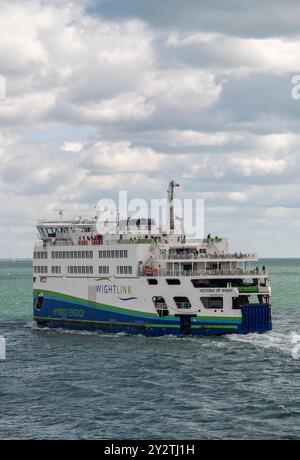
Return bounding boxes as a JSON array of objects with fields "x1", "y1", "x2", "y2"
[{"x1": 1, "y1": 259, "x2": 300, "y2": 439}]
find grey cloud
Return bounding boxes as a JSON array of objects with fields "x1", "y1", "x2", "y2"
[{"x1": 88, "y1": 0, "x2": 300, "y2": 38}]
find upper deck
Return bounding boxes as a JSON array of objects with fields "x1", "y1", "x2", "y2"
[{"x1": 34, "y1": 182, "x2": 266, "y2": 281}]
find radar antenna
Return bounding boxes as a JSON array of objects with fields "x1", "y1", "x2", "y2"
[{"x1": 54, "y1": 209, "x2": 66, "y2": 222}]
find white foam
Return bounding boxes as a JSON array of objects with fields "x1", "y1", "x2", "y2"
[{"x1": 227, "y1": 330, "x2": 299, "y2": 357}]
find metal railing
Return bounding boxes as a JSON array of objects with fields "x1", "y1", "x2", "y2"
[
  {"x1": 140, "y1": 268, "x2": 268, "y2": 277},
  {"x1": 159, "y1": 252, "x2": 257, "y2": 260}
]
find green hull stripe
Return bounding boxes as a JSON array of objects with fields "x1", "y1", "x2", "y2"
[
  {"x1": 33, "y1": 317, "x2": 236, "y2": 330},
  {"x1": 33, "y1": 316, "x2": 180, "y2": 328},
  {"x1": 192, "y1": 324, "x2": 238, "y2": 329},
  {"x1": 33, "y1": 289, "x2": 242, "y2": 324}
]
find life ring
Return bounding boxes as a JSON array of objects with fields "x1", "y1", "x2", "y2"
[{"x1": 144, "y1": 266, "x2": 155, "y2": 275}]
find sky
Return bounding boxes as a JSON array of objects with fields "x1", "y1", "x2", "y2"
[{"x1": 0, "y1": 0, "x2": 300, "y2": 257}]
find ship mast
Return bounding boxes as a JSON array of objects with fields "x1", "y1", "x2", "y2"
[{"x1": 167, "y1": 180, "x2": 179, "y2": 233}]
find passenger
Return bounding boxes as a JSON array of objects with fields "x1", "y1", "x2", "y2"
[
  {"x1": 255, "y1": 266, "x2": 259, "y2": 274},
  {"x1": 262, "y1": 265, "x2": 266, "y2": 274}
]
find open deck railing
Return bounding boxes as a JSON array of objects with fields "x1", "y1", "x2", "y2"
[
  {"x1": 159, "y1": 252, "x2": 257, "y2": 260},
  {"x1": 141, "y1": 268, "x2": 268, "y2": 277}
]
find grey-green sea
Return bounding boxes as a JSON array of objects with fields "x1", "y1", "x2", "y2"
[{"x1": 0, "y1": 259, "x2": 299, "y2": 440}]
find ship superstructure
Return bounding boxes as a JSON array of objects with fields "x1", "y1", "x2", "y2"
[{"x1": 33, "y1": 182, "x2": 272, "y2": 335}]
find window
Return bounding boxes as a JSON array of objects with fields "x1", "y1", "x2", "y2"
[
  {"x1": 166, "y1": 279, "x2": 181, "y2": 285},
  {"x1": 147, "y1": 279, "x2": 158, "y2": 285},
  {"x1": 232, "y1": 295, "x2": 248, "y2": 309},
  {"x1": 68, "y1": 266, "x2": 93, "y2": 275},
  {"x1": 34, "y1": 251, "x2": 47, "y2": 259},
  {"x1": 192, "y1": 279, "x2": 229, "y2": 288},
  {"x1": 174, "y1": 296, "x2": 191, "y2": 309},
  {"x1": 200, "y1": 297, "x2": 223, "y2": 309},
  {"x1": 46, "y1": 228, "x2": 56, "y2": 237},
  {"x1": 152, "y1": 296, "x2": 169, "y2": 317},
  {"x1": 33, "y1": 266, "x2": 48, "y2": 274},
  {"x1": 51, "y1": 266, "x2": 61, "y2": 274},
  {"x1": 117, "y1": 265, "x2": 133, "y2": 275},
  {"x1": 99, "y1": 266, "x2": 109, "y2": 274}
]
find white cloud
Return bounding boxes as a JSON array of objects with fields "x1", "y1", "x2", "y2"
[
  {"x1": 0, "y1": 1, "x2": 155, "y2": 126},
  {"x1": 167, "y1": 31, "x2": 300, "y2": 72},
  {"x1": 231, "y1": 157, "x2": 286, "y2": 176},
  {"x1": 0, "y1": 1, "x2": 299, "y2": 257},
  {"x1": 160, "y1": 130, "x2": 244, "y2": 146},
  {"x1": 62, "y1": 142, "x2": 83, "y2": 153}
]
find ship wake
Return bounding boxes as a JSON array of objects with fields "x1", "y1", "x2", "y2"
[{"x1": 227, "y1": 330, "x2": 299, "y2": 357}]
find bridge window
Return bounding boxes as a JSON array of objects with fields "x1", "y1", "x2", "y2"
[
  {"x1": 166, "y1": 279, "x2": 181, "y2": 285},
  {"x1": 46, "y1": 228, "x2": 56, "y2": 237}
]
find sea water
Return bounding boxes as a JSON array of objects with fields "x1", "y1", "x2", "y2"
[{"x1": 0, "y1": 259, "x2": 299, "y2": 439}]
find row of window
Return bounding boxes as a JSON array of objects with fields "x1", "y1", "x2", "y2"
[
  {"x1": 33, "y1": 266, "x2": 48, "y2": 274},
  {"x1": 68, "y1": 266, "x2": 94, "y2": 275},
  {"x1": 52, "y1": 251, "x2": 93, "y2": 259},
  {"x1": 117, "y1": 265, "x2": 132, "y2": 275},
  {"x1": 153, "y1": 295, "x2": 224, "y2": 311},
  {"x1": 33, "y1": 252, "x2": 48, "y2": 259},
  {"x1": 34, "y1": 265, "x2": 133, "y2": 276},
  {"x1": 37, "y1": 249, "x2": 129, "y2": 259},
  {"x1": 99, "y1": 250, "x2": 128, "y2": 259},
  {"x1": 148, "y1": 278, "x2": 252, "y2": 288}
]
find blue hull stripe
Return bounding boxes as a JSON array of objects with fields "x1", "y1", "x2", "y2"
[{"x1": 33, "y1": 292, "x2": 271, "y2": 336}]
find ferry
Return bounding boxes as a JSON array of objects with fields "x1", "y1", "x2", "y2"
[{"x1": 33, "y1": 181, "x2": 272, "y2": 336}]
